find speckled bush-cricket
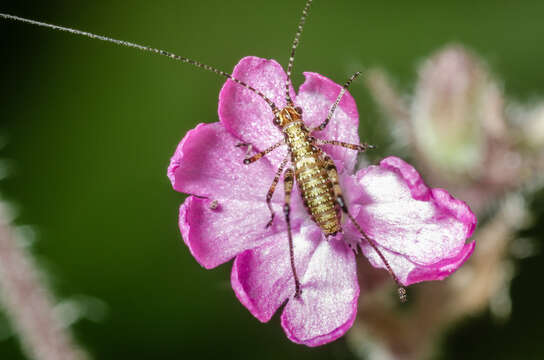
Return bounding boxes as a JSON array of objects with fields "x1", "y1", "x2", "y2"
[{"x1": 0, "y1": 0, "x2": 407, "y2": 301}]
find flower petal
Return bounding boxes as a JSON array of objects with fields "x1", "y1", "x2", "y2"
[
  {"x1": 344, "y1": 156, "x2": 476, "y2": 286},
  {"x1": 179, "y1": 195, "x2": 285, "y2": 269},
  {"x1": 280, "y1": 237, "x2": 359, "y2": 347},
  {"x1": 231, "y1": 222, "x2": 321, "y2": 323},
  {"x1": 405, "y1": 240, "x2": 475, "y2": 284},
  {"x1": 171, "y1": 122, "x2": 309, "y2": 269},
  {"x1": 168, "y1": 122, "x2": 274, "y2": 201},
  {"x1": 296, "y1": 72, "x2": 360, "y2": 173},
  {"x1": 218, "y1": 56, "x2": 295, "y2": 168}
]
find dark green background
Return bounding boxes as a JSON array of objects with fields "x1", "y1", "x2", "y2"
[{"x1": 1, "y1": 0, "x2": 543, "y2": 359}]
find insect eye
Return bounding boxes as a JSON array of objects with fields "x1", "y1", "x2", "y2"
[
  {"x1": 295, "y1": 106, "x2": 303, "y2": 115},
  {"x1": 274, "y1": 117, "x2": 281, "y2": 125}
]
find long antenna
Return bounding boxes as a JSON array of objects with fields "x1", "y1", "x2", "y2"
[
  {"x1": 0, "y1": 13, "x2": 278, "y2": 112},
  {"x1": 284, "y1": 0, "x2": 313, "y2": 105},
  {"x1": 314, "y1": 71, "x2": 364, "y2": 132}
]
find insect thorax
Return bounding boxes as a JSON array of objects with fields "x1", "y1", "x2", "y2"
[{"x1": 279, "y1": 107, "x2": 341, "y2": 236}]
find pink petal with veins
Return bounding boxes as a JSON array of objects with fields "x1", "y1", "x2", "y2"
[
  {"x1": 231, "y1": 221, "x2": 322, "y2": 322},
  {"x1": 168, "y1": 122, "x2": 274, "y2": 201},
  {"x1": 343, "y1": 156, "x2": 476, "y2": 285},
  {"x1": 280, "y1": 236, "x2": 359, "y2": 347},
  {"x1": 179, "y1": 195, "x2": 284, "y2": 269},
  {"x1": 219, "y1": 56, "x2": 295, "y2": 168},
  {"x1": 170, "y1": 122, "x2": 289, "y2": 268}
]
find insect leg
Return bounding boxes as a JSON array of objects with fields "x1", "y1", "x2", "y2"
[
  {"x1": 283, "y1": 168, "x2": 302, "y2": 298},
  {"x1": 312, "y1": 71, "x2": 363, "y2": 132},
  {"x1": 323, "y1": 155, "x2": 407, "y2": 302},
  {"x1": 264, "y1": 156, "x2": 289, "y2": 228},
  {"x1": 314, "y1": 139, "x2": 375, "y2": 152},
  {"x1": 240, "y1": 140, "x2": 285, "y2": 164}
]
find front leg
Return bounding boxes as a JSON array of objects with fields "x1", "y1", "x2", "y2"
[{"x1": 237, "y1": 140, "x2": 285, "y2": 164}]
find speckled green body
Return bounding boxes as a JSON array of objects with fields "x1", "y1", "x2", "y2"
[{"x1": 278, "y1": 107, "x2": 341, "y2": 235}]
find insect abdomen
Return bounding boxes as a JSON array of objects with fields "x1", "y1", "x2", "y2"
[{"x1": 284, "y1": 123, "x2": 340, "y2": 235}]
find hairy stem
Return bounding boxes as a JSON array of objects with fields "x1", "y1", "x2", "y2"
[{"x1": 0, "y1": 203, "x2": 88, "y2": 360}]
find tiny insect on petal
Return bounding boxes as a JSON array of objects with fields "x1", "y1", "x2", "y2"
[
  {"x1": 0, "y1": 0, "x2": 476, "y2": 349},
  {"x1": 172, "y1": 57, "x2": 476, "y2": 346}
]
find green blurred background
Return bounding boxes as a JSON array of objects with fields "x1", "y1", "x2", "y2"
[{"x1": 1, "y1": 0, "x2": 543, "y2": 359}]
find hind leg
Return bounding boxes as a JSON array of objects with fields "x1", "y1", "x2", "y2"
[
  {"x1": 282, "y1": 168, "x2": 302, "y2": 298},
  {"x1": 322, "y1": 154, "x2": 407, "y2": 302}
]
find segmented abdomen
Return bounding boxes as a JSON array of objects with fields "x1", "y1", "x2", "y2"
[{"x1": 284, "y1": 123, "x2": 340, "y2": 235}]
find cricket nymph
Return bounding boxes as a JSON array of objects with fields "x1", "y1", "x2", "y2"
[
  {"x1": 276, "y1": 106, "x2": 341, "y2": 236},
  {"x1": 2, "y1": 0, "x2": 406, "y2": 301},
  {"x1": 267, "y1": 104, "x2": 405, "y2": 301},
  {"x1": 1, "y1": 0, "x2": 417, "y2": 330}
]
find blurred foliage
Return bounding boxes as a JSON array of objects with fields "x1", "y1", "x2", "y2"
[{"x1": 0, "y1": 0, "x2": 543, "y2": 359}]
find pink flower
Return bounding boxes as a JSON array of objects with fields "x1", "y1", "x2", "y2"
[{"x1": 167, "y1": 56, "x2": 476, "y2": 346}]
